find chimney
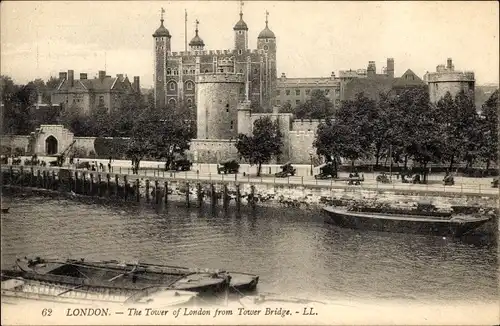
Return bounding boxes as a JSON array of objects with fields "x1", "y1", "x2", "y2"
[
  {"x1": 446, "y1": 58, "x2": 453, "y2": 70},
  {"x1": 68, "y1": 70, "x2": 74, "y2": 87},
  {"x1": 116, "y1": 74, "x2": 124, "y2": 81},
  {"x1": 330, "y1": 72, "x2": 336, "y2": 79},
  {"x1": 98, "y1": 70, "x2": 106, "y2": 80},
  {"x1": 133, "y1": 76, "x2": 140, "y2": 93},
  {"x1": 59, "y1": 72, "x2": 67, "y2": 80},
  {"x1": 367, "y1": 61, "x2": 376, "y2": 78},
  {"x1": 80, "y1": 73, "x2": 88, "y2": 80},
  {"x1": 386, "y1": 58, "x2": 394, "y2": 78},
  {"x1": 281, "y1": 73, "x2": 286, "y2": 80}
]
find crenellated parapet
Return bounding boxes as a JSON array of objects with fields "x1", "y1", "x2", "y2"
[
  {"x1": 196, "y1": 73, "x2": 245, "y2": 84},
  {"x1": 168, "y1": 48, "x2": 265, "y2": 58},
  {"x1": 424, "y1": 71, "x2": 475, "y2": 83}
]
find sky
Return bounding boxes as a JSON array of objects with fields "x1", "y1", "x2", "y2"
[{"x1": 1, "y1": 1, "x2": 499, "y2": 88}]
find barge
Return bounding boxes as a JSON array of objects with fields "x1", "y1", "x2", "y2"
[{"x1": 323, "y1": 206, "x2": 492, "y2": 237}]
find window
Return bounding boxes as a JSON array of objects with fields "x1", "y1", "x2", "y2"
[
  {"x1": 190, "y1": 69, "x2": 195, "y2": 74},
  {"x1": 325, "y1": 89, "x2": 330, "y2": 95},
  {"x1": 254, "y1": 68, "x2": 258, "y2": 74},
  {"x1": 238, "y1": 31, "x2": 243, "y2": 35},
  {"x1": 238, "y1": 49, "x2": 242, "y2": 55},
  {"x1": 263, "y1": 45, "x2": 269, "y2": 51},
  {"x1": 183, "y1": 70, "x2": 188, "y2": 74},
  {"x1": 276, "y1": 90, "x2": 281, "y2": 95},
  {"x1": 230, "y1": 121, "x2": 234, "y2": 130},
  {"x1": 204, "y1": 69, "x2": 209, "y2": 73},
  {"x1": 173, "y1": 69, "x2": 178, "y2": 76},
  {"x1": 276, "y1": 100, "x2": 281, "y2": 105},
  {"x1": 265, "y1": 39, "x2": 269, "y2": 43},
  {"x1": 295, "y1": 89, "x2": 300, "y2": 96},
  {"x1": 186, "y1": 81, "x2": 193, "y2": 90},
  {"x1": 226, "y1": 104, "x2": 229, "y2": 112},
  {"x1": 286, "y1": 90, "x2": 290, "y2": 96},
  {"x1": 306, "y1": 89, "x2": 310, "y2": 95},
  {"x1": 99, "y1": 96, "x2": 104, "y2": 102},
  {"x1": 239, "y1": 69, "x2": 243, "y2": 73},
  {"x1": 187, "y1": 98, "x2": 193, "y2": 107},
  {"x1": 167, "y1": 68, "x2": 172, "y2": 75},
  {"x1": 296, "y1": 100, "x2": 300, "y2": 105},
  {"x1": 169, "y1": 82, "x2": 176, "y2": 90}
]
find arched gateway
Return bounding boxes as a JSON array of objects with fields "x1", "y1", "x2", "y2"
[{"x1": 45, "y1": 135, "x2": 58, "y2": 155}]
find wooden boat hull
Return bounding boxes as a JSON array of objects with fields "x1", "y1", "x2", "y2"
[{"x1": 323, "y1": 207, "x2": 491, "y2": 237}]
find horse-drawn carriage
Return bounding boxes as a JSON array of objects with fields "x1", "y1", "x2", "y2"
[
  {"x1": 314, "y1": 163, "x2": 337, "y2": 179},
  {"x1": 217, "y1": 160, "x2": 240, "y2": 174}
]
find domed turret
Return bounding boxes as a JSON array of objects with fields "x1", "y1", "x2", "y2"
[
  {"x1": 153, "y1": 9, "x2": 171, "y2": 38},
  {"x1": 233, "y1": 12, "x2": 248, "y2": 31},
  {"x1": 189, "y1": 19, "x2": 205, "y2": 50},
  {"x1": 258, "y1": 11, "x2": 275, "y2": 39}
]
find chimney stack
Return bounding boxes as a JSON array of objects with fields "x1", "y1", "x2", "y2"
[
  {"x1": 367, "y1": 61, "x2": 376, "y2": 78},
  {"x1": 446, "y1": 58, "x2": 453, "y2": 70},
  {"x1": 59, "y1": 72, "x2": 67, "y2": 80},
  {"x1": 98, "y1": 70, "x2": 106, "y2": 80},
  {"x1": 386, "y1": 58, "x2": 394, "y2": 78},
  {"x1": 133, "y1": 76, "x2": 140, "y2": 93},
  {"x1": 68, "y1": 70, "x2": 74, "y2": 87},
  {"x1": 80, "y1": 73, "x2": 88, "y2": 80},
  {"x1": 116, "y1": 74, "x2": 124, "y2": 81}
]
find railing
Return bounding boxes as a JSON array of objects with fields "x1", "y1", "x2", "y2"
[{"x1": 2, "y1": 165, "x2": 497, "y2": 197}]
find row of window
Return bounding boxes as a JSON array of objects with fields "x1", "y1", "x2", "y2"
[
  {"x1": 166, "y1": 97, "x2": 194, "y2": 108},
  {"x1": 167, "y1": 81, "x2": 194, "y2": 91},
  {"x1": 276, "y1": 89, "x2": 339, "y2": 96},
  {"x1": 276, "y1": 99, "x2": 341, "y2": 106},
  {"x1": 167, "y1": 67, "x2": 263, "y2": 76}
]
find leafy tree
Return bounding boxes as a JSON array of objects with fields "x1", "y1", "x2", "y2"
[
  {"x1": 295, "y1": 89, "x2": 335, "y2": 119},
  {"x1": 126, "y1": 108, "x2": 194, "y2": 173},
  {"x1": 278, "y1": 101, "x2": 293, "y2": 114},
  {"x1": 477, "y1": 89, "x2": 498, "y2": 169},
  {"x1": 437, "y1": 90, "x2": 479, "y2": 171},
  {"x1": 235, "y1": 116, "x2": 283, "y2": 176},
  {"x1": 314, "y1": 119, "x2": 344, "y2": 176}
]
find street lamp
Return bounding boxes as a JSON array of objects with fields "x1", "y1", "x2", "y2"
[{"x1": 309, "y1": 151, "x2": 313, "y2": 176}]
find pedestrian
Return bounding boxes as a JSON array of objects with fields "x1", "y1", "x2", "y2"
[{"x1": 108, "y1": 162, "x2": 112, "y2": 173}]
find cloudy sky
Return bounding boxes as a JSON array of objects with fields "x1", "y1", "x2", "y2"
[{"x1": 1, "y1": 1, "x2": 498, "y2": 87}]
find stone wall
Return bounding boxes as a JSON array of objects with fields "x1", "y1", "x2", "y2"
[
  {"x1": 288, "y1": 131, "x2": 317, "y2": 164},
  {"x1": 0, "y1": 135, "x2": 30, "y2": 153},
  {"x1": 189, "y1": 139, "x2": 239, "y2": 163},
  {"x1": 74, "y1": 137, "x2": 97, "y2": 156},
  {"x1": 291, "y1": 119, "x2": 324, "y2": 132}
]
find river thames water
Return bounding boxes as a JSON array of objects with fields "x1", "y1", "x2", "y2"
[{"x1": 1, "y1": 194, "x2": 498, "y2": 303}]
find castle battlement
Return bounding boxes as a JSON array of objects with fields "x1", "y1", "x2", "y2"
[
  {"x1": 196, "y1": 73, "x2": 245, "y2": 84},
  {"x1": 424, "y1": 71, "x2": 475, "y2": 83},
  {"x1": 168, "y1": 48, "x2": 264, "y2": 58}
]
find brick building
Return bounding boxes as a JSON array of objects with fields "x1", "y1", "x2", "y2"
[{"x1": 51, "y1": 70, "x2": 142, "y2": 115}]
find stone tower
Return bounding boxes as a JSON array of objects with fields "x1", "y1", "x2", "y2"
[
  {"x1": 233, "y1": 2, "x2": 249, "y2": 51},
  {"x1": 189, "y1": 19, "x2": 205, "y2": 51},
  {"x1": 153, "y1": 9, "x2": 172, "y2": 109},
  {"x1": 196, "y1": 67, "x2": 245, "y2": 139},
  {"x1": 423, "y1": 58, "x2": 475, "y2": 103},
  {"x1": 257, "y1": 11, "x2": 277, "y2": 109}
]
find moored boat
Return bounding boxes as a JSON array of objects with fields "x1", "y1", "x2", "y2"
[
  {"x1": 4, "y1": 257, "x2": 258, "y2": 297},
  {"x1": 1, "y1": 276, "x2": 198, "y2": 307},
  {"x1": 323, "y1": 206, "x2": 492, "y2": 237}
]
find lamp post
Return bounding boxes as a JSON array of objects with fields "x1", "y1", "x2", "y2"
[
  {"x1": 389, "y1": 145, "x2": 393, "y2": 181},
  {"x1": 309, "y1": 151, "x2": 313, "y2": 176}
]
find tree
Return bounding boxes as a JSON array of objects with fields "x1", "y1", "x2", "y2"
[
  {"x1": 278, "y1": 101, "x2": 293, "y2": 114},
  {"x1": 477, "y1": 89, "x2": 498, "y2": 170},
  {"x1": 314, "y1": 119, "x2": 344, "y2": 176},
  {"x1": 126, "y1": 108, "x2": 194, "y2": 173},
  {"x1": 235, "y1": 116, "x2": 283, "y2": 176},
  {"x1": 295, "y1": 89, "x2": 335, "y2": 119},
  {"x1": 437, "y1": 90, "x2": 479, "y2": 171}
]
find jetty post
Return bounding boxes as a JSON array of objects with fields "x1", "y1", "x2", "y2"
[
  {"x1": 89, "y1": 173, "x2": 94, "y2": 196},
  {"x1": 135, "y1": 179, "x2": 140, "y2": 202},
  {"x1": 82, "y1": 171, "x2": 87, "y2": 195},
  {"x1": 114, "y1": 175, "x2": 119, "y2": 197},
  {"x1": 97, "y1": 174, "x2": 102, "y2": 197},
  {"x1": 124, "y1": 175, "x2": 129, "y2": 201},
  {"x1": 197, "y1": 183, "x2": 203, "y2": 206},
  {"x1": 250, "y1": 184, "x2": 256, "y2": 209},
  {"x1": 223, "y1": 184, "x2": 229, "y2": 209},
  {"x1": 29, "y1": 167, "x2": 34, "y2": 187},
  {"x1": 235, "y1": 183, "x2": 241, "y2": 210},
  {"x1": 185, "y1": 182, "x2": 190, "y2": 207},
  {"x1": 155, "y1": 180, "x2": 160, "y2": 204},
  {"x1": 145, "y1": 180, "x2": 150, "y2": 203},
  {"x1": 210, "y1": 183, "x2": 217, "y2": 207},
  {"x1": 164, "y1": 181, "x2": 169, "y2": 204},
  {"x1": 52, "y1": 170, "x2": 57, "y2": 191},
  {"x1": 106, "y1": 174, "x2": 111, "y2": 197},
  {"x1": 37, "y1": 169, "x2": 41, "y2": 188},
  {"x1": 74, "y1": 171, "x2": 78, "y2": 193}
]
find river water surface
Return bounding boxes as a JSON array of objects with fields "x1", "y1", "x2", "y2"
[{"x1": 1, "y1": 194, "x2": 498, "y2": 303}]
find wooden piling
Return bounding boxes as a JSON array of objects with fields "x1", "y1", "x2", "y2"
[
  {"x1": 124, "y1": 176, "x2": 129, "y2": 201},
  {"x1": 145, "y1": 180, "x2": 150, "y2": 203},
  {"x1": 155, "y1": 180, "x2": 159, "y2": 204},
  {"x1": 236, "y1": 183, "x2": 241, "y2": 210},
  {"x1": 89, "y1": 173, "x2": 94, "y2": 196},
  {"x1": 43, "y1": 170, "x2": 48, "y2": 189},
  {"x1": 223, "y1": 184, "x2": 229, "y2": 208},
  {"x1": 185, "y1": 182, "x2": 190, "y2": 207},
  {"x1": 30, "y1": 167, "x2": 34, "y2": 187},
  {"x1": 250, "y1": 184, "x2": 256, "y2": 209},
  {"x1": 97, "y1": 174, "x2": 102, "y2": 197},
  {"x1": 37, "y1": 169, "x2": 42, "y2": 188},
  {"x1": 106, "y1": 174, "x2": 111, "y2": 197},
  {"x1": 210, "y1": 183, "x2": 217, "y2": 207},
  {"x1": 135, "y1": 179, "x2": 140, "y2": 202},
  {"x1": 19, "y1": 166, "x2": 24, "y2": 187},
  {"x1": 114, "y1": 175, "x2": 119, "y2": 197},
  {"x1": 197, "y1": 183, "x2": 203, "y2": 206},
  {"x1": 164, "y1": 181, "x2": 169, "y2": 204},
  {"x1": 74, "y1": 171, "x2": 78, "y2": 193},
  {"x1": 82, "y1": 172, "x2": 86, "y2": 195}
]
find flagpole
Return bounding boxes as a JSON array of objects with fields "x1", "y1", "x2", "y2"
[{"x1": 184, "y1": 9, "x2": 188, "y2": 52}]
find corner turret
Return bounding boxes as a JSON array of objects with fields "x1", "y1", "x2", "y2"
[{"x1": 234, "y1": 1, "x2": 249, "y2": 51}]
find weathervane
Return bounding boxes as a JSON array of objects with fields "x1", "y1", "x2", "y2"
[
  {"x1": 265, "y1": 10, "x2": 269, "y2": 26},
  {"x1": 239, "y1": 1, "x2": 244, "y2": 17},
  {"x1": 160, "y1": 7, "x2": 165, "y2": 22}
]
